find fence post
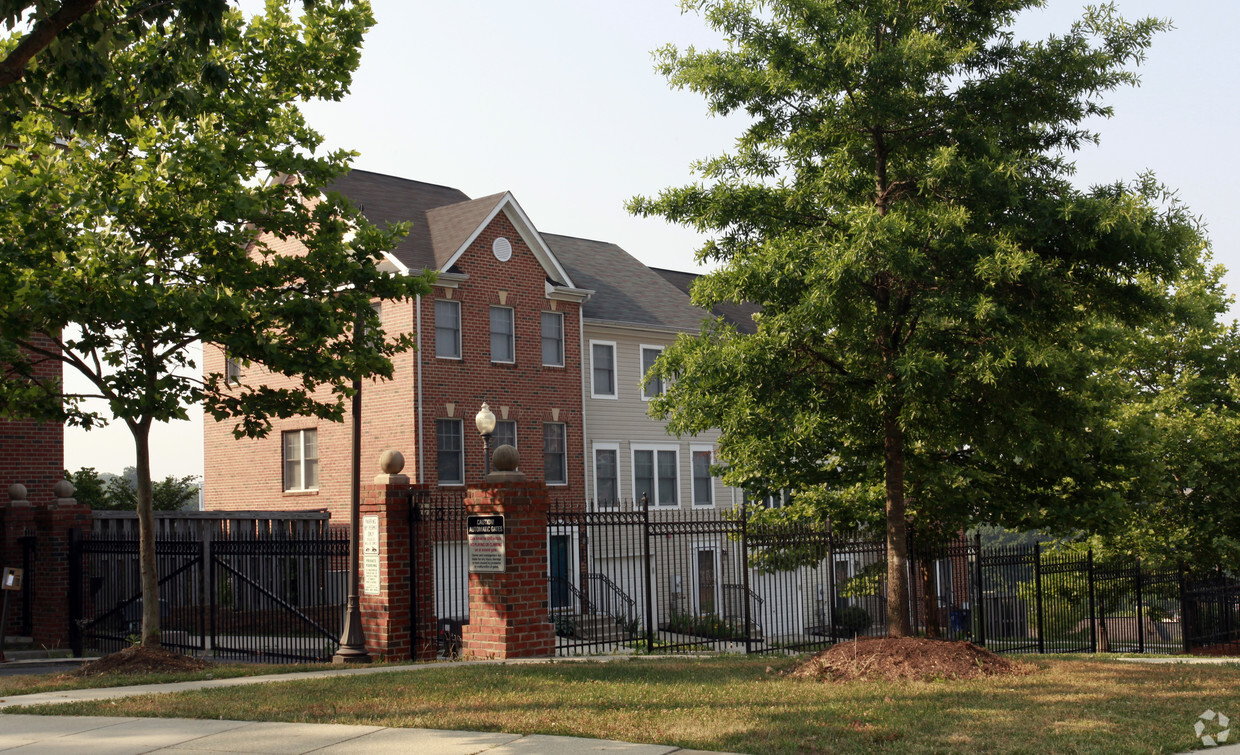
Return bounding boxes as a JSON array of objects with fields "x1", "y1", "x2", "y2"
[
  {"x1": 1087, "y1": 548, "x2": 1097, "y2": 653},
  {"x1": 1034, "y1": 543, "x2": 1044, "y2": 655},
  {"x1": 827, "y1": 528, "x2": 838, "y2": 644},
  {"x1": 641, "y1": 493, "x2": 654, "y2": 652},
  {"x1": 200, "y1": 526, "x2": 212, "y2": 656},
  {"x1": 1179, "y1": 561, "x2": 1191, "y2": 654},
  {"x1": 974, "y1": 533, "x2": 986, "y2": 647},
  {"x1": 1135, "y1": 557, "x2": 1144, "y2": 654},
  {"x1": 740, "y1": 501, "x2": 752, "y2": 654},
  {"x1": 68, "y1": 529, "x2": 82, "y2": 657}
]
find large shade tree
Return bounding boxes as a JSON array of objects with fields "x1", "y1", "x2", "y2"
[
  {"x1": 631, "y1": 0, "x2": 1207, "y2": 636},
  {"x1": 0, "y1": 0, "x2": 430, "y2": 645}
]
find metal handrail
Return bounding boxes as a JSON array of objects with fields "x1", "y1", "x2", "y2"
[
  {"x1": 548, "y1": 575, "x2": 593, "y2": 615},
  {"x1": 586, "y1": 572, "x2": 636, "y2": 620}
]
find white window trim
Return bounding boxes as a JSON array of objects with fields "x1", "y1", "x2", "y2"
[
  {"x1": 283, "y1": 429, "x2": 318, "y2": 492},
  {"x1": 631, "y1": 443, "x2": 680, "y2": 508},
  {"x1": 435, "y1": 299, "x2": 462, "y2": 360},
  {"x1": 541, "y1": 310, "x2": 565, "y2": 367},
  {"x1": 592, "y1": 441, "x2": 621, "y2": 511},
  {"x1": 544, "y1": 422, "x2": 568, "y2": 487},
  {"x1": 690, "y1": 444, "x2": 715, "y2": 509},
  {"x1": 639, "y1": 344, "x2": 665, "y2": 401},
  {"x1": 436, "y1": 418, "x2": 464, "y2": 487},
  {"x1": 691, "y1": 542, "x2": 723, "y2": 617},
  {"x1": 490, "y1": 305, "x2": 515, "y2": 364},
  {"x1": 589, "y1": 340, "x2": 618, "y2": 399}
]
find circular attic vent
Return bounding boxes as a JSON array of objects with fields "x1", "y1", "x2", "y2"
[{"x1": 492, "y1": 237, "x2": 513, "y2": 262}]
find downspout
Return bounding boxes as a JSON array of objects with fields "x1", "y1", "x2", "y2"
[
  {"x1": 579, "y1": 307, "x2": 589, "y2": 510},
  {"x1": 416, "y1": 293, "x2": 425, "y2": 485}
]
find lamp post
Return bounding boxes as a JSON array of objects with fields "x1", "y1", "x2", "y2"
[
  {"x1": 475, "y1": 402, "x2": 496, "y2": 477},
  {"x1": 333, "y1": 310, "x2": 370, "y2": 664}
]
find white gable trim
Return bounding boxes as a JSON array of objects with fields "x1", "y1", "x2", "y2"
[
  {"x1": 377, "y1": 250, "x2": 409, "y2": 275},
  {"x1": 440, "y1": 193, "x2": 577, "y2": 288}
]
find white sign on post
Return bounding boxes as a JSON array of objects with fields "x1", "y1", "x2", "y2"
[
  {"x1": 468, "y1": 515, "x2": 506, "y2": 573},
  {"x1": 362, "y1": 515, "x2": 380, "y2": 596}
]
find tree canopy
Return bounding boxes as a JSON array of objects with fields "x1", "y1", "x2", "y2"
[
  {"x1": 631, "y1": 0, "x2": 1212, "y2": 636},
  {"x1": 0, "y1": 0, "x2": 430, "y2": 644}
]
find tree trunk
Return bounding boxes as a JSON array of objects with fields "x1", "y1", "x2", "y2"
[
  {"x1": 922, "y1": 560, "x2": 939, "y2": 638},
  {"x1": 884, "y1": 409, "x2": 913, "y2": 637},
  {"x1": 134, "y1": 423, "x2": 160, "y2": 646}
]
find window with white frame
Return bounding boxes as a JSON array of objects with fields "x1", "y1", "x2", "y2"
[
  {"x1": 691, "y1": 447, "x2": 714, "y2": 508},
  {"x1": 282, "y1": 429, "x2": 318, "y2": 492},
  {"x1": 633, "y1": 445, "x2": 678, "y2": 507},
  {"x1": 591, "y1": 341, "x2": 616, "y2": 398},
  {"x1": 594, "y1": 444, "x2": 619, "y2": 509},
  {"x1": 640, "y1": 345, "x2": 664, "y2": 400},
  {"x1": 744, "y1": 489, "x2": 791, "y2": 509},
  {"x1": 435, "y1": 300, "x2": 461, "y2": 359},
  {"x1": 225, "y1": 353, "x2": 242, "y2": 385},
  {"x1": 490, "y1": 306, "x2": 515, "y2": 363},
  {"x1": 436, "y1": 419, "x2": 464, "y2": 485},
  {"x1": 494, "y1": 419, "x2": 517, "y2": 450},
  {"x1": 541, "y1": 311, "x2": 564, "y2": 367},
  {"x1": 544, "y1": 423, "x2": 567, "y2": 485}
]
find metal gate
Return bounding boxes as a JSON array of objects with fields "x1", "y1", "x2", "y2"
[{"x1": 70, "y1": 529, "x2": 348, "y2": 661}]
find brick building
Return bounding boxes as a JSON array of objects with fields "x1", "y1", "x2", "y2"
[{"x1": 0, "y1": 335, "x2": 64, "y2": 505}]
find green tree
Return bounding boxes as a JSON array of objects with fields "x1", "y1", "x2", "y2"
[
  {"x1": 0, "y1": 1, "x2": 430, "y2": 646},
  {"x1": 631, "y1": 1, "x2": 1204, "y2": 636},
  {"x1": 64, "y1": 466, "x2": 111, "y2": 509},
  {"x1": 104, "y1": 468, "x2": 200, "y2": 511}
]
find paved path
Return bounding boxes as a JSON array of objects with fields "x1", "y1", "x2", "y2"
[{"x1": 0, "y1": 658, "x2": 738, "y2": 754}]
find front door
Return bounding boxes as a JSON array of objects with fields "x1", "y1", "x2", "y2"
[
  {"x1": 696, "y1": 547, "x2": 717, "y2": 615},
  {"x1": 549, "y1": 534, "x2": 571, "y2": 611}
]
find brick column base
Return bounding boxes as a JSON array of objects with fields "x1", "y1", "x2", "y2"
[
  {"x1": 462, "y1": 481, "x2": 554, "y2": 660},
  {"x1": 358, "y1": 474, "x2": 414, "y2": 661}
]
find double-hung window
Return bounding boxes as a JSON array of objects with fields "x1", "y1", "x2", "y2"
[
  {"x1": 225, "y1": 353, "x2": 242, "y2": 386},
  {"x1": 691, "y1": 447, "x2": 714, "y2": 508},
  {"x1": 494, "y1": 420, "x2": 517, "y2": 450},
  {"x1": 544, "y1": 423, "x2": 567, "y2": 485},
  {"x1": 594, "y1": 444, "x2": 619, "y2": 509},
  {"x1": 283, "y1": 429, "x2": 318, "y2": 492},
  {"x1": 591, "y1": 341, "x2": 616, "y2": 398},
  {"x1": 491, "y1": 306, "x2": 515, "y2": 363},
  {"x1": 633, "y1": 445, "x2": 678, "y2": 507},
  {"x1": 541, "y1": 311, "x2": 564, "y2": 366},
  {"x1": 640, "y1": 345, "x2": 664, "y2": 400},
  {"x1": 435, "y1": 300, "x2": 461, "y2": 359},
  {"x1": 437, "y1": 419, "x2": 464, "y2": 485}
]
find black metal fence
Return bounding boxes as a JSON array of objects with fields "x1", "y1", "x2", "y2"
[
  {"x1": 69, "y1": 527, "x2": 349, "y2": 662},
  {"x1": 415, "y1": 496, "x2": 1234, "y2": 658}
]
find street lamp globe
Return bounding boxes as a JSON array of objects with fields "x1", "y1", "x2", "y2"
[{"x1": 475, "y1": 402, "x2": 496, "y2": 436}]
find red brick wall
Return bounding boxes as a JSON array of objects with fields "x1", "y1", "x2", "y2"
[
  {"x1": 204, "y1": 207, "x2": 585, "y2": 516},
  {"x1": 0, "y1": 334, "x2": 64, "y2": 507},
  {"x1": 420, "y1": 211, "x2": 584, "y2": 494}
]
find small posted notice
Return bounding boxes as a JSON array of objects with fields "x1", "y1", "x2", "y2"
[
  {"x1": 362, "y1": 515, "x2": 380, "y2": 596},
  {"x1": 468, "y1": 515, "x2": 506, "y2": 574}
]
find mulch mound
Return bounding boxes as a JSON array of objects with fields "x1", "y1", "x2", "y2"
[
  {"x1": 76, "y1": 645, "x2": 213, "y2": 677},
  {"x1": 1191, "y1": 642, "x2": 1240, "y2": 657},
  {"x1": 788, "y1": 636, "x2": 1034, "y2": 682}
]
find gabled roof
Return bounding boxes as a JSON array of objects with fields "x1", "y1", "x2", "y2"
[
  {"x1": 548, "y1": 234, "x2": 707, "y2": 332},
  {"x1": 326, "y1": 170, "x2": 468, "y2": 271},
  {"x1": 652, "y1": 267, "x2": 761, "y2": 334}
]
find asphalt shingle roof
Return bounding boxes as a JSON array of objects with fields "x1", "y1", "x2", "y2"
[
  {"x1": 651, "y1": 267, "x2": 760, "y2": 334},
  {"x1": 326, "y1": 169, "x2": 709, "y2": 332}
]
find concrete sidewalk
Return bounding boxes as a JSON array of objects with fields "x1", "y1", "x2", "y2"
[{"x1": 0, "y1": 658, "x2": 738, "y2": 753}]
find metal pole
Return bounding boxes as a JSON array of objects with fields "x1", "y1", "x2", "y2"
[
  {"x1": 1034, "y1": 543, "x2": 1044, "y2": 654},
  {"x1": 334, "y1": 315, "x2": 371, "y2": 663},
  {"x1": 483, "y1": 433, "x2": 492, "y2": 477},
  {"x1": 1087, "y1": 548, "x2": 1097, "y2": 654},
  {"x1": 740, "y1": 500, "x2": 752, "y2": 654},
  {"x1": 1135, "y1": 557, "x2": 1144, "y2": 654},
  {"x1": 641, "y1": 493, "x2": 654, "y2": 652},
  {"x1": 974, "y1": 532, "x2": 986, "y2": 647}
]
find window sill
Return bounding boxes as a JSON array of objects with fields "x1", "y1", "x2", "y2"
[{"x1": 283, "y1": 489, "x2": 319, "y2": 496}]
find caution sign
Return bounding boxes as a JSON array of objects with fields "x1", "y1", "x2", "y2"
[{"x1": 468, "y1": 514, "x2": 506, "y2": 574}]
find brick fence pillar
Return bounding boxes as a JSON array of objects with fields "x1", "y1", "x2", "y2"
[
  {"x1": 462, "y1": 475, "x2": 554, "y2": 660},
  {"x1": 357, "y1": 451, "x2": 414, "y2": 661},
  {"x1": 31, "y1": 480, "x2": 91, "y2": 650}
]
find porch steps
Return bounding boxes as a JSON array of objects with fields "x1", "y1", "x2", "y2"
[{"x1": 574, "y1": 614, "x2": 632, "y2": 642}]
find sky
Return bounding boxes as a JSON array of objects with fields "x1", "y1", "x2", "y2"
[{"x1": 62, "y1": 0, "x2": 1240, "y2": 481}]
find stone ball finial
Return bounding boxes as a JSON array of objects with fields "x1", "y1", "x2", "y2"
[
  {"x1": 379, "y1": 449, "x2": 405, "y2": 475},
  {"x1": 492, "y1": 444, "x2": 519, "y2": 472},
  {"x1": 53, "y1": 479, "x2": 75, "y2": 499},
  {"x1": 8, "y1": 483, "x2": 27, "y2": 502}
]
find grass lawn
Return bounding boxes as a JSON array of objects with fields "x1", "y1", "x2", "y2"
[
  {"x1": 3, "y1": 655, "x2": 1238, "y2": 753},
  {"x1": 0, "y1": 661, "x2": 382, "y2": 698}
]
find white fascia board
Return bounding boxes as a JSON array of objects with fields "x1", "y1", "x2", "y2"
[
  {"x1": 433, "y1": 271, "x2": 469, "y2": 289},
  {"x1": 440, "y1": 192, "x2": 577, "y2": 288},
  {"x1": 546, "y1": 280, "x2": 594, "y2": 303},
  {"x1": 377, "y1": 251, "x2": 409, "y2": 275},
  {"x1": 583, "y1": 318, "x2": 701, "y2": 337}
]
